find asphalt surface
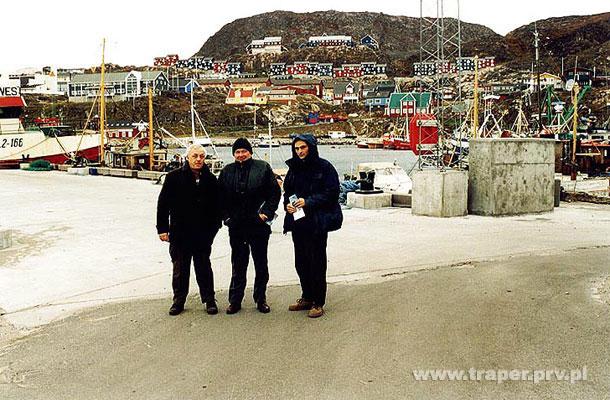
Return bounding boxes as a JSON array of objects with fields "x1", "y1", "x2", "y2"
[{"x1": 1, "y1": 247, "x2": 609, "y2": 400}]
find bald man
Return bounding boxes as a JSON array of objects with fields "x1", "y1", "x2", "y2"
[{"x1": 157, "y1": 144, "x2": 222, "y2": 316}]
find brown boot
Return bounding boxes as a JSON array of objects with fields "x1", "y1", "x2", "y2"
[
  {"x1": 288, "y1": 298, "x2": 313, "y2": 311},
  {"x1": 308, "y1": 305, "x2": 324, "y2": 318}
]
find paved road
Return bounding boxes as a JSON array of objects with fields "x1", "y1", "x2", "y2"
[{"x1": 1, "y1": 247, "x2": 609, "y2": 399}]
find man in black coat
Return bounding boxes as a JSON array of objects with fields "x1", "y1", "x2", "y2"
[
  {"x1": 156, "y1": 144, "x2": 222, "y2": 316},
  {"x1": 218, "y1": 138, "x2": 281, "y2": 314},
  {"x1": 283, "y1": 134, "x2": 343, "y2": 318}
]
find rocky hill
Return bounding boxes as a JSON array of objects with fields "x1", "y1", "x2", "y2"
[
  {"x1": 195, "y1": 10, "x2": 609, "y2": 76},
  {"x1": 195, "y1": 10, "x2": 507, "y2": 76},
  {"x1": 505, "y1": 12, "x2": 610, "y2": 72}
]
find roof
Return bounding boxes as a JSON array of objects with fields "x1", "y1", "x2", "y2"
[
  {"x1": 71, "y1": 70, "x2": 165, "y2": 84},
  {"x1": 71, "y1": 72, "x2": 129, "y2": 83},
  {"x1": 140, "y1": 71, "x2": 166, "y2": 81},
  {"x1": 175, "y1": 78, "x2": 199, "y2": 87},
  {"x1": 230, "y1": 77, "x2": 270, "y2": 84},
  {"x1": 309, "y1": 35, "x2": 352, "y2": 41},
  {"x1": 227, "y1": 89, "x2": 255, "y2": 98},
  {"x1": 365, "y1": 90, "x2": 392, "y2": 99},
  {"x1": 388, "y1": 92, "x2": 431, "y2": 109},
  {"x1": 270, "y1": 78, "x2": 321, "y2": 86},
  {"x1": 269, "y1": 89, "x2": 296, "y2": 96},
  {"x1": 274, "y1": 84, "x2": 316, "y2": 91},
  {"x1": 333, "y1": 81, "x2": 360, "y2": 95},
  {"x1": 199, "y1": 79, "x2": 229, "y2": 85},
  {"x1": 0, "y1": 96, "x2": 25, "y2": 108}
]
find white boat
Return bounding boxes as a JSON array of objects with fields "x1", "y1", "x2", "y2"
[
  {"x1": 0, "y1": 96, "x2": 100, "y2": 167},
  {"x1": 357, "y1": 162, "x2": 413, "y2": 194},
  {"x1": 254, "y1": 133, "x2": 280, "y2": 147}
]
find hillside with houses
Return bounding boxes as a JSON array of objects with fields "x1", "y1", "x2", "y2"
[{"x1": 4, "y1": 10, "x2": 609, "y2": 142}]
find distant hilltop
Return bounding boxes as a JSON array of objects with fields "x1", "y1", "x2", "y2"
[{"x1": 193, "y1": 10, "x2": 610, "y2": 75}]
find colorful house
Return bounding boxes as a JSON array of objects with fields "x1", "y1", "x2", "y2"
[
  {"x1": 385, "y1": 92, "x2": 432, "y2": 117},
  {"x1": 225, "y1": 89, "x2": 267, "y2": 105},
  {"x1": 360, "y1": 35, "x2": 379, "y2": 50},
  {"x1": 333, "y1": 81, "x2": 361, "y2": 104}
]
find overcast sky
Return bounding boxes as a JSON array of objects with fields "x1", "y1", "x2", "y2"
[{"x1": 1, "y1": 0, "x2": 607, "y2": 73}]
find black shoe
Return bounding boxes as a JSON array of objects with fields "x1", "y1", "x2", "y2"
[
  {"x1": 168, "y1": 304, "x2": 184, "y2": 316},
  {"x1": 226, "y1": 303, "x2": 241, "y2": 315},
  {"x1": 205, "y1": 301, "x2": 218, "y2": 315},
  {"x1": 257, "y1": 301, "x2": 271, "y2": 314}
]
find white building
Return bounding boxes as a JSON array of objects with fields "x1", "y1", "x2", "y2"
[
  {"x1": 7, "y1": 67, "x2": 63, "y2": 95},
  {"x1": 247, "y1": 37, "x2": 283, "y2": 55},
  {"x1": 307, "y1": 35, "x2": 354, "y2": 47},
  {"x1": 525, "y1": 72, "x2": 563, "y2": 91},
  {"x1": 68, "y1": 70, "x2": 169, "y2": 103}
]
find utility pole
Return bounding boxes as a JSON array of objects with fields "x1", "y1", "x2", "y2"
[{"x1": 148, "y1": 87, "x2": 154, "y2": 171}]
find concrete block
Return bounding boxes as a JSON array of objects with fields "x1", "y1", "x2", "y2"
[
  {"x1": 67, "y1": 167, "x2": 90, "y2": 176},
  {"x1": 19, "y1": 163, "x2": 30, "y2": 170},
  {"x1": 137, "y1": 170, "x2": 165, "y2": 181},
  {"x1": 392, "y1": 193, "x2": 412, "y2": 208},
  {"x1": 412, "y1": 170, "x2": 468, "y2": 217},
  {"x1": 0, "y1": 230, "x2": 12, "y2": 250},
  {"x1": 347, "y1": 192, "x2": 392, "y2": 209},
  {"x1": 469, "y1": 138, "x2": 555, "y2": 216}
]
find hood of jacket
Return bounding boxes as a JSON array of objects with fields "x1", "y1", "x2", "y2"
[{"x1": 286, "y1": 133, "x2": 320, "y2": 168}]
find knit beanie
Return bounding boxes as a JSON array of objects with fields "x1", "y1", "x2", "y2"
[{"x1": 232, "y1": 137, "x2": 253, "y2": 154}]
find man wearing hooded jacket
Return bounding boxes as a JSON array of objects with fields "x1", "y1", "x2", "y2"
[
  {"x1": 218, "y1": 138, "x2": 281, "y2": 314},
  {"x1": 283, "y1": 134, "x2": 343, "y2": 318}
]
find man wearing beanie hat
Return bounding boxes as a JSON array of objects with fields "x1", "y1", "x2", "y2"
[{"x1": 218, "y1": 138, "x2": 281, "y2": 314}]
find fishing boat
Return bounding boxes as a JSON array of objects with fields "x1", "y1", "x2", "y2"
[
  {"x1": 366, "y1": 138, "x2": 384, "y2": 149},
  {"x1": 255, "y1": 134, "x2": 280, "y2": 147},
  {"x1": 0, "y1": 95, "x2": 100, "y2": 167}
]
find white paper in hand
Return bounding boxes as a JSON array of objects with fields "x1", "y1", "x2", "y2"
[{"x1": 289, "y1": 194, "x2": 306, "y2": 221}]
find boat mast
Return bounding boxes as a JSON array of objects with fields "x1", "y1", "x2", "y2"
[
  {"x1": 534, "y1": 25, "x2": 542, "y2": 131},
  {"x1": 99, "y1": 38, "x2": 106, "y2": 165},
  {"x1": 571, "y1": 83, "x2": 580, "y2": 164},
  {"x1": 148, "y1": 87, "x2": 154, "y2": 171},
  {"x1": 190, "y1": 78, "x2": 196, "y2": 142}
]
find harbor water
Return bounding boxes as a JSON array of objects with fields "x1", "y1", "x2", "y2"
[{"x1": 212, "y1": 145, "x2": 419, "y2": 177}]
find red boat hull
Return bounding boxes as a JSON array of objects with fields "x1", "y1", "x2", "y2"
[{"x1": 0, "y1": 146, "x2": 100, "y2": 168}]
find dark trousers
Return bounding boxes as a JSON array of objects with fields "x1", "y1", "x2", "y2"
[
  {"x1": 292, "y1": 230, "x2": 329, "y2": 306},
  {"x1": 228, "y1": 227, "x2": 270, "y2": 305},
  {"x1": 169, "y1": 241, "x2": 215, "y2": 305}
]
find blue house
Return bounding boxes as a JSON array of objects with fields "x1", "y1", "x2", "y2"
[
  {"x1": 364, "y1": 89, "x2": 392, "y2": 110},
  {"x1": 174, "y1": 78, "x2": 199, "y2": 94},
  {"x1": 360, "y1": 34, "x2": 379, "y2": 50}
]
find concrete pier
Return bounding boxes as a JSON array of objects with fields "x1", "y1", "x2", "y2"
[
  {"x1": 347, "y1": 192, "x2": 392, "y2": 209},
  {"x1": 412, "y1": 169, "x2": 468, "y2": 217},
  {"x1": 468, "y1": 138, "x2": 555, "y2": 216}
]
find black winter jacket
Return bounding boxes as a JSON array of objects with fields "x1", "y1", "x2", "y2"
[
  {"x1": 283, "y1": 134, "x2": 343, "y2": 234},
  {"x1": 218, "y1": 158, "x2": 281, "y2": 231},
  {"x1": 156, "y1": 163, "x2": 222, "y2": 246}
]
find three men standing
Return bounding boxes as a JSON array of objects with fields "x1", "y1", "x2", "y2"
[
  {"x1": 156, "y1": 144, "x2": 222, "y2": 316},
  {"x1": 218, "y1": 138, "x2": 281, "y2": 314},
  {"x1": 156, "y1": 135, "x2": 340, "y2": 319}
]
